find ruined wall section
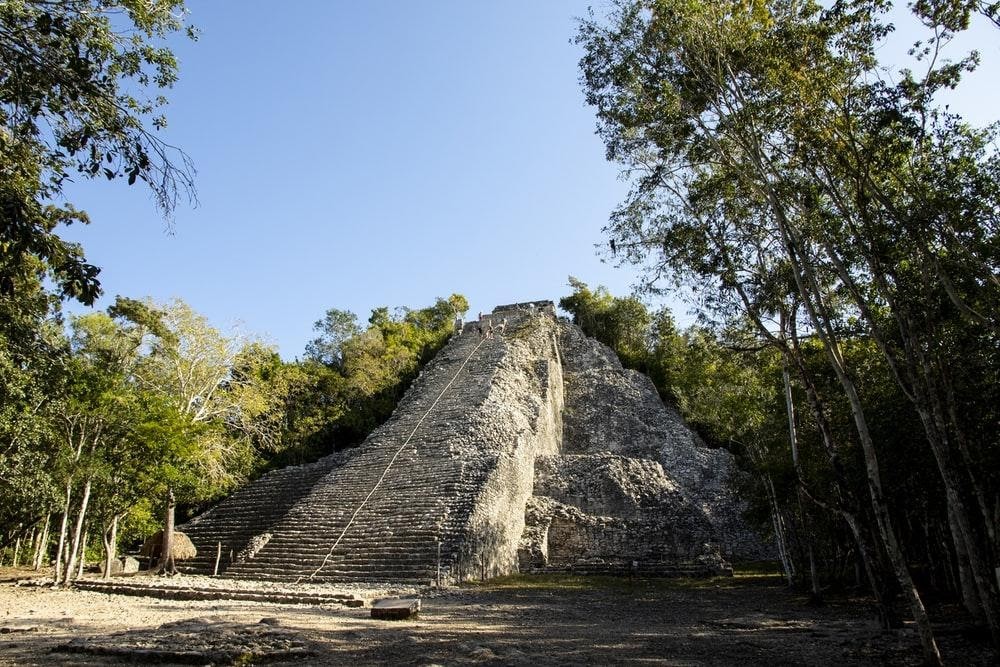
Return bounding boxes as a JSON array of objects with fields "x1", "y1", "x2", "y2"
[
  {"x1": 530, "y1": 322, "x2": 771, "y2": 563},
  {"x1": 447, "y1": 312, "x2": 563, "y2": 580}
]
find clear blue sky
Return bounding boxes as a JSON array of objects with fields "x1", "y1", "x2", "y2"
[
  {"x1": 61, "y1": 1, "x2": 639, "y2": 358},
  {"x1": 58, "y1": 1, "x2": 998, "y2": 359}
]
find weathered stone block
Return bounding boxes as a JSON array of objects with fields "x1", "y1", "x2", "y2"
[{"x1": 371, "y1": 598, "x2": 420, "y2": 620}]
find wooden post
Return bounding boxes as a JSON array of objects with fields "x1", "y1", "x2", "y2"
[{"x1": 213, "y1": 542, "x2": 222, "y2": 576}]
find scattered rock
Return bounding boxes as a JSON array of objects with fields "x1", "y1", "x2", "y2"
[{"x1": 469, "y1": 645, "x2": 498, "y2": 660}]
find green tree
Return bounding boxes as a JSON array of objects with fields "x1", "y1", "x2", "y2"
[
  {"x1": 134, "y1": 299, "x2": 280, "y2": 494},
  {"x1": 0, "y1": 1, "x2": 196, "y2": 565},
  {"x1": 279, "y1": 294, "x2": 471, "y2": 453},
  {"x1": 0, "y1": 0, "x2": 196, "y2": 304},
  {"x1": 305, "y1": 309, "x2": 360, "y2": 368},
  {"x1": 560, "y1": 277, "x2": 651, "y2": 370},
  {"x1": 48, "y1": 302, "x2": 161, "y2": 583},
  {"x1": 0, "y1": 269, "x2": 65, "y2": 549}
]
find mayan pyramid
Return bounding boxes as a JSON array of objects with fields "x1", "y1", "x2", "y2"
[{"x1": 179, "y1": 302, "x2": 768, "y2": 584}]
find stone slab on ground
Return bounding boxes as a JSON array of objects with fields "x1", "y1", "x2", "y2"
[
  {"x1": 371, "y1": 597, "x2": 420, "y2": 620},
  {"x1": 55, "y1": 618, "x2": 318, "y2": 665},
  {"x1": 0, "y1": 625, "x2": 39, "y2": 634}
]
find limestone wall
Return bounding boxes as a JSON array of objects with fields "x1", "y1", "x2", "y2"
[
  {"x1": 445, "y1": 312, "x2": 564, "y2": 581},
  {"x1": 547, "y1": 322, "x2": 773, "y2": 562}
]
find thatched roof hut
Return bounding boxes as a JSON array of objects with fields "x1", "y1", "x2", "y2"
[{"x1": 139, "y1": 530, "x2": 197, "y2": 560}]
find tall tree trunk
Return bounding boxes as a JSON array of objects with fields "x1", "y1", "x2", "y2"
[
  {"x1": 76, "y1": 528, "x2": 88, "y2": 579},
  {"x1": 780, "y1": 221, "x2": 942, "y2": 666},
  {"x1": 53, "y1": 482, "x2": 73, "y2": 584},
  {"x1": 63, "y1": 478, "x2": 92, "y2": 584},
  {"x1": 817, "y1": 233, "x2": 1000, "y2": 647},
  {"x1": 32, "y1": 515, "x2": 49, "y2": 571},
  {"x1": 726, "y1": 262, "x2": 890, "y2": 618},
  {"x1": 781, "y1": 360, "x2": 822, "y2": 603},
  {"x1": 765, "y1": 475, "x2": 795, "y2": 587},
  {"x1": 158, "y1": 488, "x2": 177, "y2": 575},
  {"x1": 950, "y1": 507, "x2": 983, "y2": 621},
  {"x1": 102, "y1": 514, "x2": 120, "y2": 580},
  {"x1": 12, "y1": 535, "x2": 22, "y2": 568},
  {"x1": 913, "y1": 393, "x2": 1000, "y2": 645}
]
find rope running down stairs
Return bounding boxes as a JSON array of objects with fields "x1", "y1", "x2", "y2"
[{"x1": 298, "y1": 334, "x2": 487, "y2": 583}]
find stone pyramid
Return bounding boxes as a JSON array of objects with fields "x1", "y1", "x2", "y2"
[{"x1": 178, "y1": 302, "x2": 768, "y2": 584}]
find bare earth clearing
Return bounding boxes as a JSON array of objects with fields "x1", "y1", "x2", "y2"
[{"x1": 0, "y1": 568, "x2": 994, "y2": 666}]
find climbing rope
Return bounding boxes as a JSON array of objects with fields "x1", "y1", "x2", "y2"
[{"x1": 299, "y1": 334, "x2": 487, "y2": 583}]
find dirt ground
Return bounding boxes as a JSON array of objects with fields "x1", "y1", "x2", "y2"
[{"x1": 0, "y1": 568, "x2": 994, "y2": 666}]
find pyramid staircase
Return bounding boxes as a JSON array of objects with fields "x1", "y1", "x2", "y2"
[
  {"x1": 178, "y1": 456, "x2": 342, "y2": 575},
  {"x1": 180, "y1": 310, "x2": 530, "y2": 584},
  {"x1": 176, "y1": 302, "x2": 749, "y2": 586}
]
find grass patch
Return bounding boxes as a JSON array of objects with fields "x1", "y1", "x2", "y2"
[
  {"x1": 733, "y1": 560, "x2": 784, "y2": 576},
  {"x1": 464, "y1": 562, "x2": 786, "y2": 593},
  {"x1": 469, "y1": 574, "x2": 637, "y2": 591}
]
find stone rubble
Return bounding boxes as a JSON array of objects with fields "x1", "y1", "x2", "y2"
[
  {"x1": 518, "y1": 322, "x2": 773, "y2": 573},
  {"x1": 55, "y1": 618, "x2": 319, "y2": 664}
]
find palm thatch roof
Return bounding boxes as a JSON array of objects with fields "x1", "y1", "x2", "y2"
[{"x1": 139, "y1": 530, "x2": 197, "y2": 560}]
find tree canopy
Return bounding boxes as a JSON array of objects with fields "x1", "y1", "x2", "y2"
[{"x1": 1, "y1": 0, "x2": 196, "y2": 305}]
